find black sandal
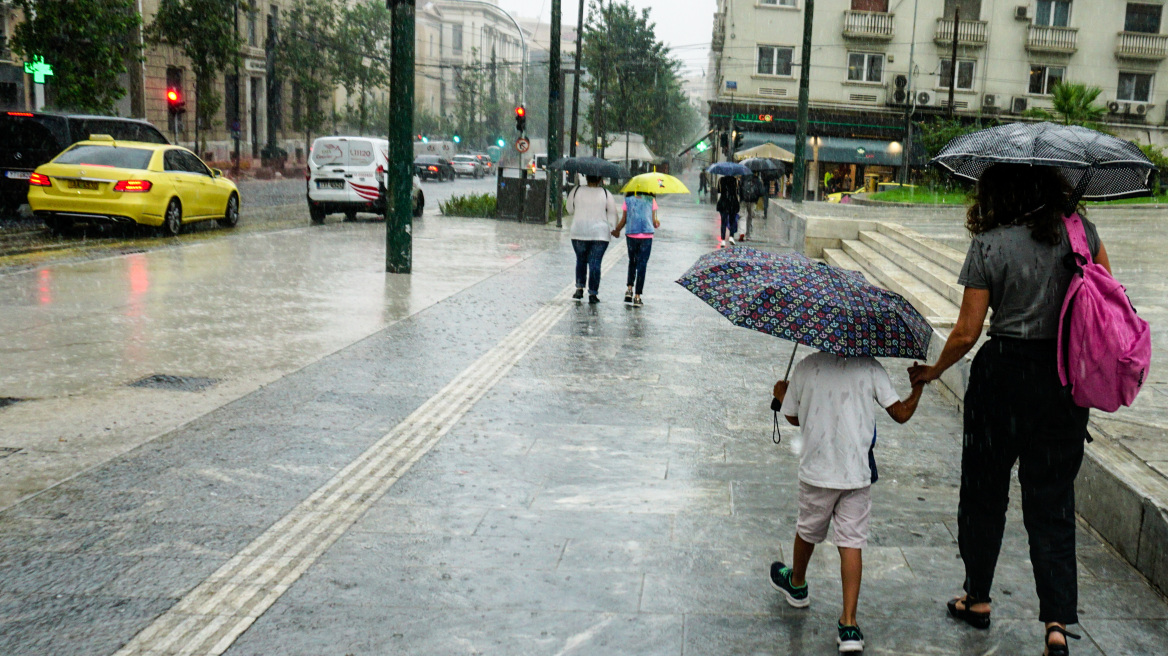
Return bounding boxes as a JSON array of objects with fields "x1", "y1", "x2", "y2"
[
  {"x1": 1044, "y1": 625, "x2": 1081, "y2": 656},
  {"x1": 946, "y1": 596, "x2": 991, "y2": 629}
]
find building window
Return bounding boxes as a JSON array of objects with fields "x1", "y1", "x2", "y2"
[
  {"x1": 1118, "y1": 72, "x2": 1153, "y2": 101},
  {"x1": 851, "y1": 0, "x2": 888, "y2": 11},
  {"x1": 944, "y1": 0, "x2": 981, "y2": 19},
  {"x1": 757, "y1": 45, "x2": 793, "y2": 76},
  {"x1": 1125, "y1": 3, "x2": 1162, "y2": 33},
  {"x1": 1035, "y1": 0, "x2": 1071, "y2": 27},
  {"x1": 760, "y1": 0, "x2": 797, "y2": 6},
  {"x1": 246, "y1": 2, "x2": 258, "y2": 47},
  {"x1": 847, "y1": 52, "x2": 884, "y2": 83},
  {"x1": 939, "y1": 59, "x2": 975, "y2": 90},
  {"x1": 452, "y1": 24, "x2": 463, "y2": 52},
  {"x1": 1029, "y1": 64, "x2": 1065, "y2": 94}
]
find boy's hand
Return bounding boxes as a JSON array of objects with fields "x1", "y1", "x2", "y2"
[
  {"x1": 773, "y1": 380, "x2": 789, "y2": 402},
  {"x1": 908, "y1": 362, "x2": 938, "y2": 386}
]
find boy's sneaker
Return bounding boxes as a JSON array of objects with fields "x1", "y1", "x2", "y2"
[
  {"x1": 837, "y1": 623, "x2": 864, "y2": 653},
  {"x1": 769, "y1": 561, "x2": 809, "y2": 608},
  {"x1": 727, "y1": 236, "x2": 736, "y2": 245}
]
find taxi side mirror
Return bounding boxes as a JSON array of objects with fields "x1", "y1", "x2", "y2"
[{"x1": 213, "y1": 168, "x2": 223, "y2": 177}]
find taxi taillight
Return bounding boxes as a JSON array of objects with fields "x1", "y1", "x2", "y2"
[
  {"x1": 28, "y1": 172, "x2": 51, "y2": 187},
  {"x1": 113, "y1": 180, "x2": 153, "y2": 192}
]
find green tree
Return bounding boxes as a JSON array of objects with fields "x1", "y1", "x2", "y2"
[
  {"x1": 148, "y1": 0, "x2": 243, "y2": 152},
  {"x1": 452, "y1": 49, "x2": 488, "y2": 147},
  {"x1": 1137, "y1": 142, "x2": 1168, "y2": 194},
  {"x1": 10, "y1": 0, "x2": 142, "y2": 114},
  {"x1": 334, "y1": 0, "x2": 391, "y2": 135},
  {"x1": 1024, "y1": 82, "x2": 1108, "y2": 130},
  {"x1": 274, "y1": 0, "x2": 339, "y2": 150}
]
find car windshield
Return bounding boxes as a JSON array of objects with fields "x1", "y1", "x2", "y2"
[
  {"x1": 54, "y1": 145, "x2": 154, "y2": 170},
  {"x1": 453, "y1": 156, "x2": 475, "y2": 162},
  {"x1": 415, "y1": 156, "x2": 439, "y2": 164}
]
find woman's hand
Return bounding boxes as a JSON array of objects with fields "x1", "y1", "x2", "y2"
[{"x1": 908, "y1": 362, "x2": 940, "y2": 386}]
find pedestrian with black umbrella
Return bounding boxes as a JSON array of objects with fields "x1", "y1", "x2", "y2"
[
  {"x1": 908, "y1": 122, "x2": 1155, "y2": 656},
  {"x1": 555, "y1": 157, "x2": 627, "y2": 303}
]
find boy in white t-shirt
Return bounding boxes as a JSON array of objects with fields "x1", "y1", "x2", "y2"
[{"x1": 771, "y1": 351, "x2": 924, "y2": 653}]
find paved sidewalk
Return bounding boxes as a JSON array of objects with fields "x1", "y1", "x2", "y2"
[{"x1": 0, "y1": 195, "x2": 1165, "y2": 655}]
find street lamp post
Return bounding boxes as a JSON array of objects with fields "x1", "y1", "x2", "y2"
[
  {"x1": 791, "y1": 0, "x2": 814, "y2": 204},
  {"x1": 385, "y1": 0, "x2": 416, "y2": 274}
]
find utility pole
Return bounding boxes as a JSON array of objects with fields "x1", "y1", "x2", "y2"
[
  {"x1": 901, "y1": 0, "x2": 919, "y2": 185},
  {"x1": 791, "y1": 0, "x2": 814, "y2": 204},
  {"x1": 569, "y1": 0, "x2": 585, "y2": 157},
  {"x1": 547, "y1": 0, "x2": 562, "y2": 223},
  {"x1": 947, "y1": 8, "x2": 959, "y2": 119},
  {"x1": 386, "y1": 0, "x2": 415, "y2": 273},
  {"x1": 233, "y1": 0, "x2": 241, "y2": 176}
]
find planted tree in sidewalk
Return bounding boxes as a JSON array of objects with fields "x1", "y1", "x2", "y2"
[
  {"x1": 148, "y1": 0, "x2": 242, "y2": 154},
  {"x1": 334, "y1": 0, "x2": 391, "y2": 135},
  {"x1": 1024, "y1": 82, "x2": 1108, "y2": 131},
  {"x1": 273, "y1": 0, "x2": 339, "y2": 152},
  {"x1": 10, "y1": 0, "x2": 142, "y2": 113}
]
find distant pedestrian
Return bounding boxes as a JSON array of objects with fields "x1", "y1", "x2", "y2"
[
  {"x1": 611, "y1": 191, "x2": 659, "y2": 307},
  {"x1": 739, "y1": 173, "x2": 763, "y2": 241},
  {"x1": 566, "y1": 174, "x2": 619, "y2": 303},
  {"x1": 771, "y1": 353, "x2": 925, "y2": 653},
  {"x1": 698, "y1": 169, "x2": 709, "y2": 199},
  {"x1": 909, "y1": 164, "x2": 1114, "y2": 656},
  {"x1": 716, "y1": 175, "x2": 740, "y2": 246}
]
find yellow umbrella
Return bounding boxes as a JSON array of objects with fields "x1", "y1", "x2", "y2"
[{"x1": 620, "y1": 172, "x2": 690, "y2": 195}]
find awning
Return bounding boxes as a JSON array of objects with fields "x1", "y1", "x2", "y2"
[
  {"x1": 741, "y1": 132, "x2": 925, "y2": 166},
  {"x1": 677, "y1": 129, "x2": 716, "y2": 158}
]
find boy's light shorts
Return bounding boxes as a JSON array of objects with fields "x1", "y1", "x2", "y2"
[{"x1": 796, "y1": 482, "x2": 872, "y2": 550}]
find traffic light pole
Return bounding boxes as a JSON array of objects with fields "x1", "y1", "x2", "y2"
[
  {"x1": 386, "y1": 0, "x2": 415, "y2": 274},
  {"x1": 791, "y1": 0, "x2": 814, "y2": 204},
  {"x1": 546, "y1": 0, "x2": 562, "y2": 225}
]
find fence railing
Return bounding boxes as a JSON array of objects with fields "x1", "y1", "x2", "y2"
[
  {"x1": 934, "y1": 18, "x2": 988, "y2": 46},
  {"x1": 1026, "y1": 24, "x2": 1078, "y2": 53},
  {"x1": 1116, "y1": 31, "x2": 1168, "y2": 60},
  {"x1": 842, "y1": 10, "x2": 895, "y2": 39}
]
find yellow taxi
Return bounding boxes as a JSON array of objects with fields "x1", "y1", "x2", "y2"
[{"x1": 27, "y1": 136, "x2": 240, "y2": 236}]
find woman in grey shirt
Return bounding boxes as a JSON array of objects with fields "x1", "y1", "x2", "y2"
[{"x1": 909, "y1": 164, "x2": 1111, "y2": 656}]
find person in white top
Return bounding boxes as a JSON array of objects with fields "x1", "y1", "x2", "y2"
[
  {"x1": 566, "y1": 175, "x2": 620, "y2": 303},
  {"x1": 769, "y1": 351, "x2": 924, "y2": 653}
]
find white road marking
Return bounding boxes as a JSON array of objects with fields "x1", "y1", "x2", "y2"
[{"x1": 114, "y1": 251, "x2": 623, "y2": 656}]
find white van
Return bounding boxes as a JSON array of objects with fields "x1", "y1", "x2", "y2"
[{"x1": 307, "y1": 136, "x2": 423, "y2": 223}]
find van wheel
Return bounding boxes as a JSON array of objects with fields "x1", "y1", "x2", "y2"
[
  {"x1": 217, "y1": 193, "x2": 239, "y2": 228},
  {"x1": 160, "y1": 199, "x2": 182, "y2": 236},
  {"x1": 310, "y1": 205, "x2": 325, "y2": 224},
  {"x1": 413, "y1": 192, "x2": 424, "y2": 218},
  {"x1": 343, "y1": 210, "x2": 357, "y2": 221}
]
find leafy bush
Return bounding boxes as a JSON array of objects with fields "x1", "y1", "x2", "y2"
[
  {"x1": 1137, "y1": 143, "x2": 1168, "y2": 194},
  {"x1": 440, "y1": 193, "x2": 497, "y2": 218}
]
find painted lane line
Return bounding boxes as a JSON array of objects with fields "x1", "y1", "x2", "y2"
[{"x1": 114, "y1": 250, "x2": 622, "y2": 656}]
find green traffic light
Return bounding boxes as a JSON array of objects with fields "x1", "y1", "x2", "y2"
[
  {"x1": 421, "y1": 136, "x2": 429, "y2": 143},
  {"x1": 453, "y1": 135, "x2": 461, "y2": 143},
  {"x1": 497, "y1": 138, "x2": 505, "y2": 147}
]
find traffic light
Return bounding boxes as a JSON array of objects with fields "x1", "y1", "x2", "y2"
[
  {"x1": 732, "y1": 130, "x2": 743, "y2": 151},
  {"x1": 166, "y1": 88, "x2": 186, "y2": 115},
  {"x1": 452, "y1": 134, "x2": 461, "y2": 144},
  {"x1": 496, "y1": 138, "x2": 506, "y2": 148},
  {"x1": 514, "y1": 105, "x2": 526, "y2": 133}
]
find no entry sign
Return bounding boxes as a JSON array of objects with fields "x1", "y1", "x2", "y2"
[{"x1": 516, "y1": 138, "x2": 530, "y2": 153}]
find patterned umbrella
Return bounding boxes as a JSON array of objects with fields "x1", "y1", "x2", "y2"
[{"x1": 677, "y1": 248, "x2": 932, "y2": 360}]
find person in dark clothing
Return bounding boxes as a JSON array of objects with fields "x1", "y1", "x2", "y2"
[
  {"x1": 715, "y1": 175, "x2": 740, "y2": 246},
  {"x1": 909, "y1": 164, "x2": 1113, "y2": 656},
  {"x1": 698, "y1": 169, "x2": 709, "y2": 199},
  {"x1": 739, "y1": 173, "x2": 763, "y2": 241}
]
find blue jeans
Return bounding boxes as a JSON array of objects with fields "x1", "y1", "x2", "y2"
[
  {"x1": 719, "y1": 212, "x2": 738, "y2": 239},
  {"x1": 572, "y1": 239, "x2": 608, "y2": 294},
  {"x1": 625, "y1": 237, "x2": 652, "y2": 295}
]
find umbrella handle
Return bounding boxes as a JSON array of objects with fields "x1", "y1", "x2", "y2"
[{"x1": 782, "y1": 344, "x2": 798, "y2": 381}]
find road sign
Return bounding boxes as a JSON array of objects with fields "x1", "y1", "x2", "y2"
[{"x1": 516, "y1": 137, "x2": 530, "y2": 153}]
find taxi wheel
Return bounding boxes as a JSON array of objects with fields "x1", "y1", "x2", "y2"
[
  {"x1": 161, "y1": 199, "x2": 182, "y2": 237},
  {"x1": 217, "y1": 193, "x2": 240, "y2": 228}
]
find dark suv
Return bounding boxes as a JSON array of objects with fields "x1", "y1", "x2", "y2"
[
  {"x1": 0, "y1": 112, "x2": 169, "y2": 216},
  {"x1": 413, "y1": 155, "x2": 456, "y2": 182}
]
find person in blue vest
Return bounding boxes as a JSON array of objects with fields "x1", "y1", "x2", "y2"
[{"x1": 610, "y1": 191, "x2": 660, "y2": 307}]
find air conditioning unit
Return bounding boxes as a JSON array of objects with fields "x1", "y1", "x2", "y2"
[
  {"x1": 1014, "y1": 5, "x2": 1029, "y2": 20},
  {"x1": 915, "y1": 90, "x2": 938, "y2": 107},
  {"x1": 1135, "y1": 103, "x2": 1150, "y2": 116},
  {"x1": 1108, "y1": 100, "x2": 1123, "y2": 114},
  {"x1": 983, "y1": 94, "x2": 998, "y2": 109},
  {"x1": 1011, "y1": 96, "x2": 1028, "y2": 114},
  {"x1": 885, "y1": 74, "x2": 910, "y2": 105}
]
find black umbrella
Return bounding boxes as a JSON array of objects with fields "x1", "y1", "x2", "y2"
[
  {"x1": 931, "y1": 122, "x2": 1156, "y2": 201},
  {"x1": 740, "y1": 157, "x2": 786, "y2": 175},
  {"x1": 548, "y1": 156, "x2": 628, "y2": 179}
]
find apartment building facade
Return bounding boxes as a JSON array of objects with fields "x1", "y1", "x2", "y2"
[{"x1": 709, "y1": 0, "x2": 1168, "y2": 185}]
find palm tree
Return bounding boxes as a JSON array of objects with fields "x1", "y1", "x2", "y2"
[{"x1": 1024, "y1": 82, "x2": 1108, "y2": 131}]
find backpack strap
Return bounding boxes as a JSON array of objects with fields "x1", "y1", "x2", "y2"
[{"x1": 1063, "y1": 213, "x2": 1093, "y2": 264}]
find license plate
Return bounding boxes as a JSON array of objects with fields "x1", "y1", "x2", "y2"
[
  {"x1": 317, "y1": 180, "x2": 344, "y2": 190},
  {"x1": 4, "y1": 170, "x2": 31, "y2": 180},
  {"x1": 67, "y1": 180, "x2": 99, "y2": 190}
]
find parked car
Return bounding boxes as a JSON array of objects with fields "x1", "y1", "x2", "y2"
[
  {"x1": 451, "y1": 155, "x2": 484, "y2": 179},
  {"x1": 307, "y1": 135, "x2": 423, "y2": 223},
  {"x1": 27, "y1": 136, "x2": 239, "y2": 236},
  {"x1": 1, "y1": 111, "x2": 169, "y2": 217},
  {"x1": 414, "y1": 155, "x2": 456, "y2": 182}
]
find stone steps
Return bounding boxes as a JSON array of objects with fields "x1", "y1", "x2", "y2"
[
  {"x1": 840, "y1": 238, "x2": 960, "y2": 328},
  {"x1": 859, "y1": 230, "x2": 965, "y2": 306}
]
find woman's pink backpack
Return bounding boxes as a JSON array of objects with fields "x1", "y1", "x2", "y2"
[{"x1": 1057, "y1": 214, "x2": 1151, "y2": 412}]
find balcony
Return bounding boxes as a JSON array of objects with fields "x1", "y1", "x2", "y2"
[
  {"x1": 842, "y1": 10, "x2": 895, "y2": 40},
  {"x1": 1026, "y1": 24, "x2": 1078, "y2": 54},
  {"x1": 933, "y1": 18, "x2": 988, "y2": 47},
  {"x1": 1115, "y1": 31, "x2": 1168, "y2": 60},
  {"x1": 711, "y1": 12, "x2": 726, "y2": 52}
]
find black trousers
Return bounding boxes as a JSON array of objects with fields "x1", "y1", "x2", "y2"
[
  {"x1": 960, "y1": 337, "x2": 1088, "y2": 624},
  {"x1": 625, "y1": 237, "x2": 652, "y2": 295}
]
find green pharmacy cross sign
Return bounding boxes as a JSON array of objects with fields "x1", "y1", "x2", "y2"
[{"x1": 24, "y1": 56, "x2": 54, "y2": 84}]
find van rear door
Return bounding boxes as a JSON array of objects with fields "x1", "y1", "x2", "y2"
[
  {"x1": 309, "y1": 137, "x2": 350, "y2": 204},
  {"x1": 343, "y1": 139, "x2": 381, "y2": 206}
]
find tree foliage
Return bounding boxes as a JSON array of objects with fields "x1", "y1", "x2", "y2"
[
  {"x1": 148, "y1": 0, "x2": 242, "y2": 150},
  {"x1": 333, "y1": 0, "x2": 392, "y2": 135},
  {"x1": 1024, "y1": 82, "x2": 1108, "y2": 131},
  {"x1": 273, "y1": 0, "x2": 339, "y2": 146},
  {"x1": 581, "y1": 1, "x2": 699, "y2": 159},
  {"x1": 10, "y1": 0, "x2": 142, "y2": 114}
]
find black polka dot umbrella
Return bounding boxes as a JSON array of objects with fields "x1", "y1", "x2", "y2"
[{"x1": 930, "y1": 122, "x2": 1157, "y2": 201}]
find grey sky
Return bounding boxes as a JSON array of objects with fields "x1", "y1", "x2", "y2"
[{"x1": 496, "y1": 0, "x2": 716, "y2": 75}]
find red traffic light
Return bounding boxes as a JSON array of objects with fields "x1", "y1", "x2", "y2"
[
  {"x1": 167, "y1": 89, "x2": 181, "y2": 104},
  {"x1": 515, "y1": 106, "x2": 525, "y2": 117}
]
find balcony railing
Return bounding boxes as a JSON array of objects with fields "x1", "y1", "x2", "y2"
[
  {"x1": 934, "y1": 18, "x2": 988, "y2": 46},
  {"x1": 1115, "y1": 31, "x2": 1168, "y2": 60},
  {"x1": 1026, "y1": 24, "x2": 1078, "y2": 53},
  {"x1": 842, "y1": 10, "x2": 895, "y2": 40},
  {"x1": 711, "y1": 12, "x2": 726, "y2": 52}
]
